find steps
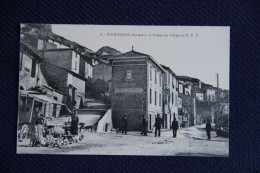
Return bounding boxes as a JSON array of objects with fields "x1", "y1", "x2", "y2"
[{"x1": 78, "y1": 96, "x2": 110, "y2": 131}]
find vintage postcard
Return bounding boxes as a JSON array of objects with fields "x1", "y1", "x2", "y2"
[{"x1": 17, "y1": 24, "x2": 229, "y2": 156}]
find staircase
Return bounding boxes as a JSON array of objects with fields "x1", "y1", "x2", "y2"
[{"x1": 77, "y1": 95, "x2": 109, "y2": 131}]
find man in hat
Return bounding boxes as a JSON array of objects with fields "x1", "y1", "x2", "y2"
[
  {"x1": 70, "y1": 109, "x2": 79, "y2": 135},
  {"x1": 122, "y1": 113, "x2": 128, "y2": 135},
  {"x1": 206, "y1": 119, "x2": 212, "y2": 140},
  {"x1": 154, "y1": 114, "x2": 162, "y2": 137}
]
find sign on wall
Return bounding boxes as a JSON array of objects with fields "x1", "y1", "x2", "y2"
[{"x1": 115, "y1": 88, "x2": 143, "y2": 93}]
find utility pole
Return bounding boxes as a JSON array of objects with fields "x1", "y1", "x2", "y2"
[
  {"x1": 216, "y1": 73, "x2": 220, "y2": 127},
  {"x1": 217, "y1": 73, "x2": 219, "y2": 100}
]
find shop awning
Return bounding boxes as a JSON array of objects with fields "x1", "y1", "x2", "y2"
[
  {"x1": 29, "y1": 94, "x2": 64, "y2": 105},
  {"x1": 21, "y1": 91, "x2": 64, "y2": 105}
]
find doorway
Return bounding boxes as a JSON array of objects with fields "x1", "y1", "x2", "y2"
[
  {"x1": 165, "y1": 114, "x2": 167, "y2": 129},
  {"x1": 53, "y1": 104, "x2": 57, "y2": 117},
  {"x1": 149, "y1": 114, "x2": 151, "y2": 130}
]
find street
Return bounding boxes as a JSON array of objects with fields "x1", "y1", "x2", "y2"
[{"x1": 17, "y1": 124, "x2": 228, "y2": 157}]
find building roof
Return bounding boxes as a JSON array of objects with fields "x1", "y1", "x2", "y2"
[
  {"x1": 49, "y1": 33, "x2": 96, "y2": 57},
  {"x1": 160, "y1": 64, "x2": 176, "y2": 76},
  {"x1": 176, "y1": 75, "x2": 200, "y2": 82},
  {"x1": 20, "y1": 40, "x2": 43, "y2": 61},
  {"x1": 21, "y1": 31, "x2": 97, "y2": 58},
  {"x1": 201, "y1": 82, "x2": 213, "y2": 88},
  {"x1": 109, "y1": 50, "x2": 165, "y2": 72}
]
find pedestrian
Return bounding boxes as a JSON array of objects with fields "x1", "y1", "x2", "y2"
[
  {"x1": 141, "y1": 115, "x2": 148, "y2": 136},
  {"x1": 70, "y1": 109, "x2": 79, "y2": 135},
  {"x1": 154, "y1": 114, "x2": 162, "y2": 137},
  {"x1": 206, "y1": 119, "x2": 211, "y2": 140},
  {"x1": 172, "y1": 117, "x2": 179, "y2": 138},
  {"x1": 122, "y1": 113, "x2": 128, "y2": 135},
  {"x1": 31, "y1": 109, "x2": 45, "y2": 147}
]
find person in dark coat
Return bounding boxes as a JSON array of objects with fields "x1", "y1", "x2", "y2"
[
  {"x1": 141, "y1": 115, "x2": 148, "y2": 136},
  {"x1": 154, "y1": 114, "x2": 162, "y2": 137},
  {"x1": 172, "y1": 117, "x2": 179, "y2": 138},
  {"x1": 122, "y1": 113, "x2": 128, "y2": 135},
  {"x1": 206, "y1": 119, "x2": 211, "y2": 140},
  {"x1": 70, "y1": 109, "x2": 79, "y2": 135}
]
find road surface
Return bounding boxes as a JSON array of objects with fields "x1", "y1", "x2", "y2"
[{"x1": 17, "y1": 125, "x2": 229, "y2": 157}]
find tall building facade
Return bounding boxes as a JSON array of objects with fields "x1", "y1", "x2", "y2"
[{"x1": 110, "y1": 50, "x2": 164, "y2": 131}]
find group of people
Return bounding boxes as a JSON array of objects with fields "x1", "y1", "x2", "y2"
[
  {"x1": 29, "y1": 106, "x2": 79, "y2": 147},
  {"x1": 122, "y1": 113, "x2": 212, "y2": 139},
  {"x1": 121, "y1": 113, "x2": 180, "y2": 138}
]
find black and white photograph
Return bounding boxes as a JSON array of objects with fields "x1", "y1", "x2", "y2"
[{"x1": 17, "y1": 24, "x2": 230, "y2": 156}]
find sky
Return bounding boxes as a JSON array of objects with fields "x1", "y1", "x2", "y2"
[{"x1": 52, "y1": 25, "x2": 230, "y2": 90}]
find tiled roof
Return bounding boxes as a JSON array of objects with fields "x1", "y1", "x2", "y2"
[
  {"x1": 114, "y1": 50, "x2": 149, "y2": 58},
  {"x1": 110, "y1": 50, "x2": 165, "y2": 72},
  {"x1": 161, "y1": 64, "x2": 176, "y2": 76},
  {"x1": 49, "y1": 33, "x2": 96, "y2": 57}
]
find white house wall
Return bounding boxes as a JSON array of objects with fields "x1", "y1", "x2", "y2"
[
  {"x1": 71, "y1": 51, "x2": 80, "y2": 74},
  {"x1": 147, "y1": 60, "x2": 163, "y2": 129}
]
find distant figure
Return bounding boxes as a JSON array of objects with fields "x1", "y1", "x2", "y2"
[
  {"x1": 154, "y1": 114, "x2": 162, "y2": 137},
  {"x1": 206, "y1": 119, "x2": 211, "y2": 140},
  {"x1": 122, "y1": 113, "x2": 128, "y2": 135},
  {"x1": 141, "y1": 115, "x2": 148, "y2": 136},
  {"x1": 172, "y1": 118, "x2": 179, "y2": 138}
]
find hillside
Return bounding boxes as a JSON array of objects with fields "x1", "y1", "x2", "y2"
[{"x1": 96, "y1": 46, "x2": 121, "y2": 56}]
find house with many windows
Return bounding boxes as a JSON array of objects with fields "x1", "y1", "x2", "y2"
[
  {"x1": 18, "y1": 40, "x2": 64, "y2": 127},
  {"x1": 38, "y1": 48, "x2": 95, "y2": 110},
  {"x1": 161, "y1": 65, "x2": 179, "y2": 129}
]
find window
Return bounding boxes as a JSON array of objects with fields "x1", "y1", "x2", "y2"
[
  {"x1": 172, "y1": 76, "x2": 174, "y2": 88},
  {"x1": 150, "y1": 89, "x2": 152, "y2": 104},
  {"x1": 172, "y1": 92, "x2": 174, "y2": 105},
  {"x1": 75, "y1": 61, "x2": 77, "y2": 70},
  {"x1": 31, "y1": 59, "x2": 36, "y2": 77},
  {"x1": 159, "y1": 74, "x2": 161, "y2": 87},
  {"x1": 155, "y1": 70, "x2": 157, "y2": 84},
  {"x1": 155, "y1": 91, "x2": 157, "y2": 105},
  {"x1": 149, "y1": 114, "x2": 152, "y2": 130},
  {"x1": 150, "y1": 66, "x2": 152, "y2": 81},
  {"x1": 168, "y1": 72, "x2": 170, "y2": 85},
  {"x1": 159, "y1": 93, "x2": 161, "y2": 106},
  {"x1": 19, "y1": 53, "x2": 23, "y2": 71}
]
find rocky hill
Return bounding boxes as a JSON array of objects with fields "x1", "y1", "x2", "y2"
[{"x1": 96, "y1": 46, "x2": 121, "y2": 56}]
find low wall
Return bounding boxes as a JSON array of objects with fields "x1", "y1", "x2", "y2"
[{"x1": 97, "y1": 109, "x2": 112, "y2": 132}]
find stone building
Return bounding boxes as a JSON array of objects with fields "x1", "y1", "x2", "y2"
[{"x1": 110, "y1": 50, "x2": 165, "y2": 131}]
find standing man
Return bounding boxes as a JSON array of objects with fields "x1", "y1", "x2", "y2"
[
  {"x1": 172, "y1": 117, "x2": 179, "y2": 138},
  {"x1": 70, "y1": 109, "x2": 79, "y2": 135},
  {"x1": 141, "y1": 115, "x2": 148, "y2": 136},
  {"x1": 66, "y1": 106, "x2": 79, "y2": 135},
  {"x1": 122, "y1": 113, "x2": 128, "y2": 135},
  {"x1": 206, "y1": 119, "x2": 211, "y2": 140},
  {"x1": 154, "y1": 114, "x2": 162, "y2": 137}
]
